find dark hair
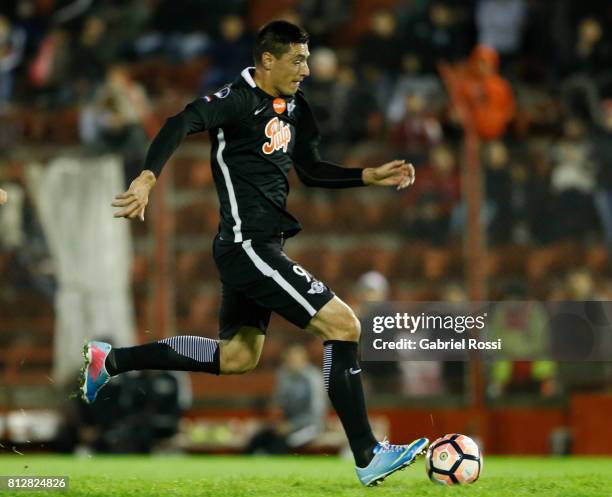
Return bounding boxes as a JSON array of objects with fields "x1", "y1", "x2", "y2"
[{"x1": 253, "y1": 20, "x2": 309, "y2": 65}]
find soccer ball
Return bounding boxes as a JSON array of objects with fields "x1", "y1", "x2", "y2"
[{"x1": 425, "y1": 434, "x2": 482, "y2": 485}]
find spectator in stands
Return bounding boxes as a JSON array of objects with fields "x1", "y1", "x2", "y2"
[
  {"x1": 28, "y1": 27, "x2": 72, "y2": 107},
  {"x1": 71, "y1": 16, "x2": 114, "y2": 88},
  {"x1": 98, "y1": 0, "x2": 155, "y2": 62},
  {"x1": 488, "y1": 283, "x2": 557, "y2": 398},
  {"x1": 525, "y1": 142, "x2": 555, "y2": 243},
  {"x1": 352, "y1": 271, "x2": 400, "y2": 395},
  {"x1": 402, "y1": 1, "x2": 470, "y2": 74},
  {"x1": 396, "y1": 283, "x2": 465, "y2": 397},
  {"x1": 505, "y1": 144, "x2": 557, "y2": 246},
  {"x1": 200, "y1": 14, "x2": 253, "y2": 94},
  {"x1": 386, "y1": 52, "x2": 443, "y2": 129},
  {"x1": 482, "y1": 140, "x2": 512, "y2": 244},
  {"x1": 144, "y1": 0, "x2": 211, "y2": 62},
  {"x1": 0, "y1": 179, "x2": 55, "y2": 298},
  {"x1": 559, "y1": 17, "x2": 611, "y2": 80},
  {"x1": 355, "y1": 9, "x2": 403, "y2": 107},
  {"x1": 297, "y1": 0, "x2": 350, "y2": 47},
  {"x1": 79, "y1": 64, "x2": 153, "y2": 182},
  {"x1": 0, "y1": 15, "x2": 26, "y2": 110},
  {"x1": 549, "y1": 117, "x2": 597, "y2": 239},
  {"x1": 517, "y1": 0, "x2": 556, "y2": 82},
  {"x1": 334, "y1": 65, "x2": 383, "y2": 153},
  {"x1": 12, "y1": 0, "x2": 48, "y2": 55},
  {"x1": 247, "y1": 344, "x2": 326, "y2": 454},
  {"x1": 403, "y1": 143, "x2": 460, "y2": 245},
  {"x1": 454, "y1": 44, "x2": 516, "y2": 142},
  {"x1": 475, "y1": 0, "x2": 527, "y2": 70},
  {"x1": 592, "y1": 99, "x2": 612, "y2": 265},
  {"x1": 303, "y1": 47, "x2": 350, "y2": 161},
  {"x1": 356, "y1": 9, "x2": 403, "y2": 78},
  {"x1": 388, "y1": 90, "x2": 443, "y2": 163}
]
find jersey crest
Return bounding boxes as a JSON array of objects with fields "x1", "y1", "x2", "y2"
[
  {"x1": 262, "y1": 117, "x2": 292, "y2": 154},
  {"x1": 203, "y1": 85, "x2": 231, "y2": 102}
]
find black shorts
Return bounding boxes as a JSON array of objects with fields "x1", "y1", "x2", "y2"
[{"x1": 212, "y1": 235, "x2": 335, "y2": 339}]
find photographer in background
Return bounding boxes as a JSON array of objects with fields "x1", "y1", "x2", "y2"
[{"x1": 247, "y1": 344, "x2": 326, "y2": 454}]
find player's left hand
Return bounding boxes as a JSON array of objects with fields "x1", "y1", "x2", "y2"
[
  {"x1": 363, "y1": 160, "x2": 415, "y2": 190},
  {"x1": 0, "y1": 188, "x2": 7, "y2": 205}
]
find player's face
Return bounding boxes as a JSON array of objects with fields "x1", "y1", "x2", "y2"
[{"x1": 270, "y1": 43, "x2": 310, "y2": 96}]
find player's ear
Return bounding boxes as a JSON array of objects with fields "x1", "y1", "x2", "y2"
[{"x1": 262, "y1": 52, "x2": 274, "y2": 71}]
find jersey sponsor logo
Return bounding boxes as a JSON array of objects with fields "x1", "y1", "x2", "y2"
[
  {"x1": 262, "y1": 117, "x2": 291, "y2": 154},
  {"x1": 273, "y1": 98, "x2": 286, "y2": 114}
]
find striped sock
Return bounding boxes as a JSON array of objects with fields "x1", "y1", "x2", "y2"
[
  {"x1": 105, "y1": 336, "x2": 220, "y2": 376},
  {"x1": 323, "y1": 340, "x2": 378, "y2": 468}
]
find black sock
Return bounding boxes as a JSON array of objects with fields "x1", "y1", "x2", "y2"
[
  {"x1": 323, "y1": 340, "x2": 378, "y2": 468},
  {"x1": 105, "y1": 336, "x2": 220, "y2": 376}
]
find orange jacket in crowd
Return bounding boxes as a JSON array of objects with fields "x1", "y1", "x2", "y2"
[{"x1": 455, "y1": 45, "x2": 515, "y2": 141}]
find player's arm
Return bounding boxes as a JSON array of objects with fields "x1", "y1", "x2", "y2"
[
  {"x1": 293, "y1": 103, "x2": 415, "y2": 190},
  {"x1": 0, "y1": 188, "x2": 7, "y2": 205},
  {"x1": 295, "y1": 157, "x2": 414, "y2": 190},
  {"x1": 111, "y1": 106, "x2": 204, "y2": 220},
  {"x1": 113, "y1": 90, "x2": 241, "y2": 220}
]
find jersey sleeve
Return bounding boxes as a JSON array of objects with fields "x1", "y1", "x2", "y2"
[
  {"x1": 186, "y1": 85, "x2": 246, "y2": 130},
  {"x1": 144, "y1": 86, "x2": 245, "y2": 178},
  {"x1": 292, "y1": 97, "x2": 365, "y2": 189}
]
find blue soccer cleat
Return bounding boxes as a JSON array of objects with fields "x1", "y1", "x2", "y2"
[
  {"x1": 356, "y1": 437, "x2": 429, "y2": 487},
  {"x1": 81, "y1": 341, "x2": 112, "y2": 404}
]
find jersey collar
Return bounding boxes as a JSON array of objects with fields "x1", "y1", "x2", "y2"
[
  {"x1": 238, "y1": 66, "x2": 274, "y2": 100},
  {"x1": 240, "y1": 67, "x2": 257, "y2": 88},
  {"x1": 239, "y1": 66, "x2": 297, "y2": 101}
]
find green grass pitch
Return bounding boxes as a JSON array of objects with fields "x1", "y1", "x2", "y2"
[{"x1": 0, "y1": 455, "x2": 611, "y2": 497}]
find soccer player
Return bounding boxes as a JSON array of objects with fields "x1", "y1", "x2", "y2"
[{"x1": 81, "y1": 21, "x2": 427, "y2": 486}]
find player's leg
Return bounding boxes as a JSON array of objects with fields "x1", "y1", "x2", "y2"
[
  {"x1": 104, "y1": 325, "x2": 265, "y2": 376},
  {"x1": 307, "y1": 297, "x2": 428, "y2": 485},
  {"x1": 82, "y1": 281, "x2": 269, "y2": 403},
  {"x1": 82, "y1": 235, "x2": 273, "y2": 403},
  {"x1": 228, "y1": 240, "x2": 380, "y2": 466},
  {"x1": 304, "y1": 297, "x2": 377, "y2": 466},
  {"x1": 234, "y1": 239, "x2": 427, "y2": 485},
  {"x1": 82, "y1": 326, "x2": 265, "y2": 403}
]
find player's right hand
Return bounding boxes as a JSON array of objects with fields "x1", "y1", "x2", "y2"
[
  {"x1": 112, "y1": 170, "x2": 156, "y2": 221},
  {"x1": 0, "y1": 188, "x2": 7, "y2": 205}
]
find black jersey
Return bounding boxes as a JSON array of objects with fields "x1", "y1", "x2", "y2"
[{"x1": 144, "y1": 67, "x2": 365, "y2": 241}]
